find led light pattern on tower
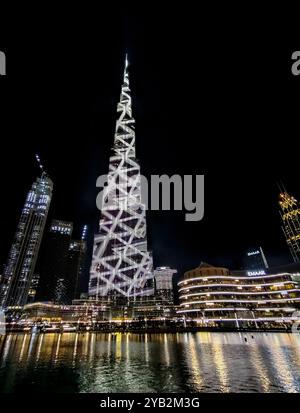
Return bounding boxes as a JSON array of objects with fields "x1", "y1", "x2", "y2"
[
  {"x1": 279, "y1": 191, "x2": 300, "y2": 262},
  {"x1": 89, "y1": 57, "x2": 154, "y2": 299}
]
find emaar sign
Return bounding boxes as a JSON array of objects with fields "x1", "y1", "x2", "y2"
[{"x1": 0, "y1": 51, "x2": 6, "y2": 75}]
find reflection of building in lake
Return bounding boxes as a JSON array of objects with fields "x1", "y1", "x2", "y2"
[{"x1": 177, "y1": 263, "x2": 300, "y2": 328}]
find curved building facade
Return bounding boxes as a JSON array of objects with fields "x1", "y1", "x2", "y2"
[{"x1": 177, "y1": 263, "x2": 300, "y2": 328}]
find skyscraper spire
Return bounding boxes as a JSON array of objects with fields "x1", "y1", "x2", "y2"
[
  {"x1": 124, "y1": 53, "x2": 129, "y2": 79},
  {"x1": 89, "y1": 55, "x2": 154, "y2": 300},
  {"x1": 113, "y1": 54, "x2": 135, "y2": 157}
]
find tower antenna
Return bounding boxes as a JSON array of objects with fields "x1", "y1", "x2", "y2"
[
  {"x1": 276, "y1": 180, "x2": 287, "y2": 194},
  {"x1": 276, "y1": 181, "x2": 283, "y2": 193},
  {"x1": 279, "y1": 180, "x2": 287, "y2": 193},
  {"x1": 35, "y1": 154, "x2": 45, "y2": 174}
]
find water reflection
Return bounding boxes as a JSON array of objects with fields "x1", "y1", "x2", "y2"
[
  {"x1": 212, "y1": 340, "x2": 229, "y2": 392},
  {"x1": 36, "y1": 334, "x2": 44, "y2": 363},
  {"x1": 0, "y1": 332, "x2": 300, "y2": 393},
  {"x1": 185, "y1": 335, "x2": 203, "y2": 390},
  {"x1": 249, "y1": 343, "x2": 271, "y2": 392}
]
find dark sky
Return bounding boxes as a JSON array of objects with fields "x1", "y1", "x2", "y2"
[{"x1": 0, "y1": 8, "x2": 299, "y2": 290}]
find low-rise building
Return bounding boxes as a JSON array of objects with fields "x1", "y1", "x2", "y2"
[{"x1": 177, "y1": 262, "x2": 300, "y2": 329}]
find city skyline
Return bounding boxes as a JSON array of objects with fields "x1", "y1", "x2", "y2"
[
  {"x1": 1, "y1": 8, "x2": 300, "y2": 398},
  {"x1": 0, "y1": 103, "x2": 299, "y2": 288},
  {"x1": 0, "y1": 13, "x2": 299, "y2": 289},
  {"x1": 0, "y1": 151, "x2": 298, "y2": 299}
]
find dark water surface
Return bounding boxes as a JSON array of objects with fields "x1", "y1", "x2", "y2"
[{"x1": 0, "y1": 332, "x2": 300, "y2": 393}]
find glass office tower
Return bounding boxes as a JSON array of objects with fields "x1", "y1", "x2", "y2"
[{"x1": 0, "y1": 173, "x2": 53, "y2": 307}]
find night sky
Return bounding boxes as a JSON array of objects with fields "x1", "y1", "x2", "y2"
[{"x1": 0, "y1": 8, "x2": 299, "y2": 290}]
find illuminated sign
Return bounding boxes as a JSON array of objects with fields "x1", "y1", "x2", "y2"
[
  {"x1": 247, "y1": 270, "x2": 266, "y2": 277},
  {"x1": 247, "y1": 251, "x2": 260, "y2": 256}
]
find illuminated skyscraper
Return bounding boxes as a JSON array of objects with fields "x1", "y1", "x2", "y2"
[
  {"x1": 279, "y1": 189, "x2": 300, "y2": 262},
  {"x1": 0, "y1": 173, "x2": 53, "y2": 307},
  {"x1": 89, "y1": 56, "x2": 154, "y2": 299}
]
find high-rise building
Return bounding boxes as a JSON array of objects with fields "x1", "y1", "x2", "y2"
[
  {"x1": 37, "y1": 220, "x2": 87, "y2": 304},
  {"x1": 154, "y1": 266, "x2": 177, "y2": 303},
  {"x1": 37, "y1": 220, "x2": 73, "y2": 303},
  {"x1": 0, "y1": 173, "x2": 53, "y2": 307},
  {"x1": 66, "y1": 239, "x2": 86, "y2": 302},
  {"x1": 279, "y1": 189, "x2": 300, "y2": 263},
  {"x1": 89, "y1": 56, "x2": 154, "y2": 299},
  {"x1": 243, "y1": 247, "x2": 269, "y2": 276}
]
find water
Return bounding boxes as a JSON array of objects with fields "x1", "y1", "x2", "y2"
[{"x1": 0, "y1": 332, "x2": 300, "y2": 393}]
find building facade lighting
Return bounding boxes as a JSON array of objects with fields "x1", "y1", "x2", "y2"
[
  {"x1": 89, "y1": 56, "x2": 154, "y2": 299},
  {"x1": 177, "y1": 263, "x2": 300, "y2": 328}
]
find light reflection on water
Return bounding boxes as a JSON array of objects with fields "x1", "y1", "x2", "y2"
[{"x1": 0, "y1": 332, "x2": 300, "y2": 393}]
